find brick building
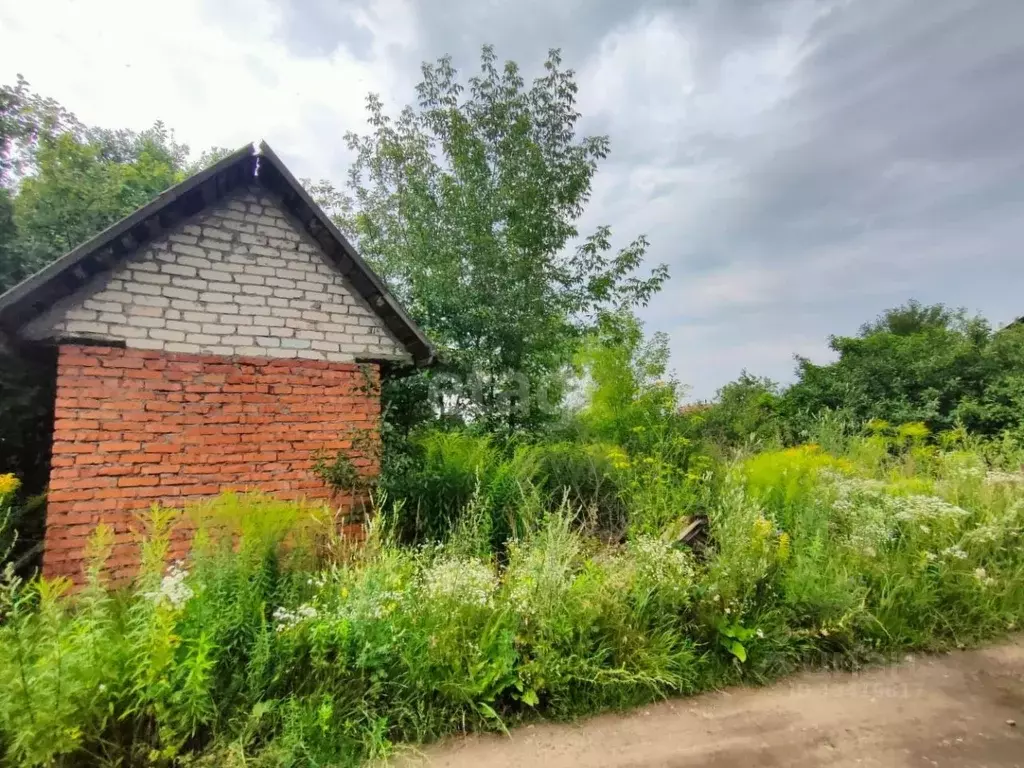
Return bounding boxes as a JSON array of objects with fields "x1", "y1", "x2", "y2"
[{"x1": 0, "y1": 143, "x2": 434, "y2": 579}]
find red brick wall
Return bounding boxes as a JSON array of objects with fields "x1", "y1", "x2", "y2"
[{"x1": 45, "y1": 344, "x2": 380, "y2": 581}]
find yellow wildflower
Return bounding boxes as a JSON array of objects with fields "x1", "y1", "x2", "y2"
[
  {"x1": 897, "y1": 421, "x2": 930, "y2": 442},
  {"x1": 777, "y1": 532, "x2": 791, "y2": 563},
  {"x1": 0, "y1": 473, "x2": 20, "y2": 498}
]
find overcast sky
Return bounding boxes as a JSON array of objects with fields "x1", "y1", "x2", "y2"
[{"x1": 2, "y1": 0, "x2": 1022, "y2": 398}]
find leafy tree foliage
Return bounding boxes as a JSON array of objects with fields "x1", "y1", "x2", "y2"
[
  {"x1": 698, "y1": 373, "x2": 782, "y2": 448},
  {"x1": 691, "y1": 302, "x2": 1024, "y2": 448},
  {"x1": 781, "y1": 301, "x2": 997, "y2": 434},
  {"x1": 12, "y1": 129, "x2": 186, "y2": 283},
  {"x1": 312, "y1": 47, "x2": 668, "y2": 431},
  {"x1": 572, "y1": 311, "x2": 681, "y2": 449},
  {"x1": 1, "y1": 75, "x2": 81, "y2": 289},
  {"x1": 953, "y1": 322, "x2": 1024, "y2": 438}
]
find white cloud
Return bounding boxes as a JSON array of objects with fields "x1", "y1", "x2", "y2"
[{"x1": 0, "y1": 0, "x2": 415, "y2": 177}]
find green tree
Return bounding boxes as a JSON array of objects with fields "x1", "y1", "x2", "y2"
[
  {"x1": 0, "y1": 75, "x2": 80, "y2": 186},
  {"x1": 954, "y1": 323, "x2": 1024, "y2": 438},
  {"x1": 313, "y1": 46, "x2": 668, "y2": 432},
  {"x1": 781, "y1": 301, "x2": 999, "y2": 435},
  {"x1": 699, "y1": 372, "x2": 782, "y2": 448},
  {"x1": 1, "y1": 76, "x2": 80, "y2": 290},
  {"x1": 572, "y1": 311, "x2": 681, "y2": 450},
  {"x1": 12, "y1": 131, "x2": 184, "y2": 283},
  {"x1": 1, "y1": 78, "x2": 193, "y2": 292}
]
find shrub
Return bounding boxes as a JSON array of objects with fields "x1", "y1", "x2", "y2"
[
  {"x1": 383, "y1": 431, "x2": 637, "y2": 546},
  {"x1": 696, "y1": 372, "x2": 783, "y2": 449},
  {"x1": 533, "y1": 441, "x2": 630, "y2": 537},
  {"x1": 381, "y1": 430, "x2": 542, "y2": 547}
]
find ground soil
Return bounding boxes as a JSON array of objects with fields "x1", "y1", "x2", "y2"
[{"x1": 394, "y1": 640, "x2": 1024, "y2": 767}]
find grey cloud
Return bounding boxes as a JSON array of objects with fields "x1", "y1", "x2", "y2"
[
  {"x1": 274, "y1": 0, "x2": 376, "y2": 59},
  {"x1": 266, "y1": 0, "x2": 1024, "y2": 398},
  {"x1": 270, "y1": 0, "x2": 793, "y2": 74},
  {"x1": 611, "y1": 0, "x2": 1024, "y2": 395},
  {"x1": 202, "y1": 0, "x2": 377, "y2": 60}
]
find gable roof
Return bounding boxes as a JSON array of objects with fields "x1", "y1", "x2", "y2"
[{"x1": 0, "y1": 141, "x2": 434, "y2": 366}]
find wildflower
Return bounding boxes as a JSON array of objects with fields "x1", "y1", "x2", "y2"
[
  {"x1": 941, "y1": 546, "x2": 969, "y2": 561},
  {"x1": 0, "y1": 473, "x2": 19, "y2": 498},
  {"x1": 985, "y1": 471, "x2": 1024, "y2": 485},
  {"x1": 629, "y1": 536, "x2": 696, "y2": 600},
  {"x1": 756, "y1": 629, "x2": 765, "y2": 639},
  {"x1": 142, "y1": 563, "x2": 194, "y2": 609},
  {"x1": 273, "y1": 603, "x2": 319, "y2": 631},
  {"x1": 305, "y1": 574, "x2": 327, "y2": 589},
  {"x1": 777, "y1": 532, "x2": 791, "y2": 562},
  {"x1": 422, "y1": 557, "x2": 497, "y2": 609},
  {"x1": 891, "y1": 495, "x2": 970, "y2": 523},
  {"x1": 973, "y1": 567, "x2": 997, "y2": 587}
]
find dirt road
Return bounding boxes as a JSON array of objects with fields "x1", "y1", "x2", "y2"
[{"x1": 397, "y1": 641, "x2": 1024, "y2": 767}]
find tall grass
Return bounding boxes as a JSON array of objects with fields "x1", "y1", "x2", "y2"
[{"x1": 1, "y1": 432, "x2": 1023, "y2": 766}]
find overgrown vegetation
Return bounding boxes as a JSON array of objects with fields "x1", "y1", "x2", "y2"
[
  {"x1": 2, "y1": 422, "x2": 1023, "y2": 766},
  {"x1": 310, "y1": 47, "x2": 668, "y2": 433}
]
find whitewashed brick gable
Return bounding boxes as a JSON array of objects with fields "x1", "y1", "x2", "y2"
[{"x1": 23, "y1": 186, "x2": 411, "y2": 363}]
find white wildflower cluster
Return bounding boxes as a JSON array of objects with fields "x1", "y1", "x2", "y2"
[
  {"x1": 941, "y1": 545, "x2": 969, "y2": 561},
  {"x1": 938, "y1": 452, "x2": 986, "y2": 483},
  {"x1": 822, "y1": 472, "x2": 969, "y2": 523},
  {"x1": 362, "y1": 590, "x2": 405, "y2": 619},
  {"x1": 890, "y1": 495, "x2": 971, "y2": 523},
  {"x1": 629, "y1": 536, "x2": 696, "y2": 599},
  {"x1": 421, "y1": 557, "x2": 497, "y2": 609},
  {"x1": 973, "y1": 566, "x2": 996, "y2": 587},
  {"x1": 142, "y1": 563, "x2": 194, "y2": 609},
  {"x1": 985, "y1": 471, "x2": 1024, "y2": 485},
  {"x1": 961, "y1": 518, "x2": 1021, "y2": 546},
  {"x1": 820, "y1": 472, "x2": 973, "y2": 556},
  {"x1": 273, "y1": 603, "x2": 319, "y2": 632},
  {"x1": 821, "y1": 471, "x2": 886, "y2": 497},
  {"x1": 507, "y1": 574, "x2": 539, "y2": 617},
  {"x1": 504, "y1": 544, "x2": 578, "y2": 619},
  {"x1": 820, "y1": 473, "x2": 893, "y2": 554},
  {"x1": 341, "y1": 587, "x2": 406, "y2": 621}
]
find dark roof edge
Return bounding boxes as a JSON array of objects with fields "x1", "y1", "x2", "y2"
[
  {"x1": 0, "y1": 144, "x2": 256, "y2": 319},
  {"x1": 256, "y1": 141, "x2": 435, "y2": 367}
]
